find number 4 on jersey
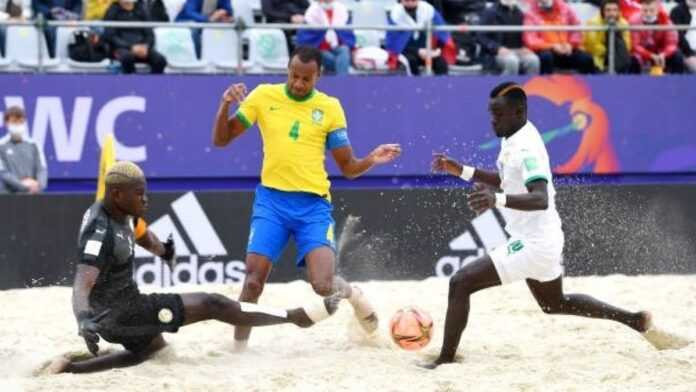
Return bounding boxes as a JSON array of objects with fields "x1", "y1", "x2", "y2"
[{"x1": 289, "y1": 120, "x2": 300, "y2": 141}]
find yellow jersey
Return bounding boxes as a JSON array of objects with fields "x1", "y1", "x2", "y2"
[{"x1": 236, "y1": 83, "x2": 348, "y2": 197}]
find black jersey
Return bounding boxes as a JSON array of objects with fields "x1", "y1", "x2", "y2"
[{"x1": 77, "y1": 201, "x2": 141, "y2": 310}]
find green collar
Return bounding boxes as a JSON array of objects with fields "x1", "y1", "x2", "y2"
[{"x1": 284, "y1": 84, "x2": 315, "y2": 102}]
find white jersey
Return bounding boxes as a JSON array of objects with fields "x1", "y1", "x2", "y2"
[{"x1": 496, "y1": 121, "x2": 563, "y2": 242}]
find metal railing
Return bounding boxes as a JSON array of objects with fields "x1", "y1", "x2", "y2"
[{"x1": 1, "y1": 17, "x2": 694, "y2": 75}]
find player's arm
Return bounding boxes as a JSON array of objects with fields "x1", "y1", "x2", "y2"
[
  {"x1": 133, "y1": 218, "x2": 176, "y2": 267},
  {"x1": 432, "y1": 153, "x2": 501, "y2": 188},
  {"x1": 213, "y1": 83, "x2": 249, "y2": 147},
  {"x1": 467, "y1": 180, "x2": 548, "y2": 214},
  {"x1": 331, "y1": 143, "x2": 402, "y2": 179},
  {"x1": 72, "y1": 264, "x2": 100, "y2": 319}
]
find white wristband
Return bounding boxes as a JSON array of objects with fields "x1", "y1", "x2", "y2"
[
  {"x1": 495, "y1": 193, "x2": 507, "y2": 208},
  {"x1": 459, "y1": 165, "x2": 475, "y2": 181}
]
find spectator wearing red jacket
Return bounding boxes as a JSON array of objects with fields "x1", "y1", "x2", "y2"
[
  {"x1": 524, "y1": 0, "x2": 596, "y2": 74},
  {"x1": 630, "y1": 0, "x2": 685, "y2": 73}
]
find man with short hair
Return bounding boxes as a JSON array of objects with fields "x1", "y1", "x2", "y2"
[
  {"x1": 524, "y1": 0, "x2": 596, "y2": 74},
  {"x1": 630, "y1": 0, "x2": 684, "y2": 74},
  {"x1": 583, "y1": 0, "x2": 636, "y2": 73},
  {"x1": 423, "y1": 82, "x2": 686, "y2": 369},
  {"x1": 43, "y1": 161, "x2": 337, "y2": 374},
  {"x1": 478, "y1": 0, "x2": 540, "y2": 75},
  {"x1": 0, "y1": 106, "x2": 47, "y2": 194},
  {"x1": 103, "y1": 0, "x2": 168, "y2": 74},
  {"x1": 213, "y1": 46, "x2": 402, "y2": 350}
]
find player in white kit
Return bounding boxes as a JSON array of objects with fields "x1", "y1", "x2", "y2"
[{"x1": 424, "y1": 82, "x2": 657, "y2": 368}]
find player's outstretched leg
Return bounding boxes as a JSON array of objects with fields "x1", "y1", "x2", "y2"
[
  {"x1": 423, "y1": 255, "x2": 502, "y2": 369},
  {"x1": 305, "y1": 247, "x2": 378, "y2": 334},
  {"x1": 526, "y1": 277, "x2": 649, "y2": 330},
  {"x1": 181, "y1": 292, "x2": 340, "y2": 328},
  {"x1": 43, "y1": 335, "x2": 168, "y2": 374},
  {"x1": 526, "y1": 277, "x2": 691, "y2": 350}
]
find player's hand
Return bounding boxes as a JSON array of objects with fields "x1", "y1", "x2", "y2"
[
  {"x1": 222, "y1": 83, "x2": 247, "y2": 104},
  {"x1": 431, "y1": 153, "x2": 463, "y2": 177},
  {"x1": 77, "y1": 309, "x2": 110, "y2": 356},
  {"x1": 369, "y1": 144, "x2": 401, "y2": 164},
  {"x1": 466, "y1": 183, "x2": 495, "y2": 215},
  {"x1": 161, "y1": 234, "x2": 176, "y2": 269}
]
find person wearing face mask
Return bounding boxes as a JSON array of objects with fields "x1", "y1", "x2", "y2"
[
  {"x1": 386, "y1": 0, "x2": 456, "y2": 75},
  {"x1": 583, "y1": 0, "x2": 637, "y2": 73},
  {"x1": 295, "y1": 0, "x2": 355, "y2": 75},
  {"x1": 478, "y1": 0, "x2": 540, "y2": 74},
  {"x1": 523, "y1": 0, "x2": 597, "y2": 74},
  {"x1": 670, "y1": 0, "x2": 696, "y2": 73},
  {"x1": 630, "y1": 0, "x2": 684, "y2": 73},
  {"x1": 0, "y1": 106, "x2": 47, "y2": 195}
]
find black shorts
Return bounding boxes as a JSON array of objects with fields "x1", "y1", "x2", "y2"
[{"x1": 98, "y1": 293, "x2": 185, "y2": 353}]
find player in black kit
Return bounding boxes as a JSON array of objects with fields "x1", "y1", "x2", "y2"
[{"x1": 47, "y1": 161, "x2": 338, "y2": 374}]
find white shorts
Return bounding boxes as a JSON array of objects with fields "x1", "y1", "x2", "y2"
[{"x1": 489, "y1": 237, "x2": 564, "y2": 285}]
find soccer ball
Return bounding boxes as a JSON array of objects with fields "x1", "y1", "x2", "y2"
[{"x1": 389, "y1": 307, "x2": 433, "y2": 351}]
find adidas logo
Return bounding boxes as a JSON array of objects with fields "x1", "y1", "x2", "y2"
[
  {"x1": 133, "y1": 192, "x2": 246, "y2": 287},
  {"x1": 434, "y1": 209, "x2": 509, "y2": 277}
]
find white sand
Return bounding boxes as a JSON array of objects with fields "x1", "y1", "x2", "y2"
[{"x1": 2, "y1": 275, "x2": 695, "y2": 392}]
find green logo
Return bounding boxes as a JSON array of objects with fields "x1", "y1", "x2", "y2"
[
  {"x1": 312, "y1": 109, "x2": 324, "y2": 125},
  {"x1": 507, "y1": 240, "x2": 524, "y2": 255},
  {"x1": 258, "y1": 34, "x2": 277, "y2": 59}
]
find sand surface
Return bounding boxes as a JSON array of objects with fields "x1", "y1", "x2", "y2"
[{"x1": 1, "y1": 275, "x2": 695, "y2": 392}]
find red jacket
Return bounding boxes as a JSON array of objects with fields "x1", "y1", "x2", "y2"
[
  {"x1": 523, "y1": 0, "x2": 582, "y2": 52},
  {"x1": 629, "y1": 12, "x2": 678, "y2": 61}
]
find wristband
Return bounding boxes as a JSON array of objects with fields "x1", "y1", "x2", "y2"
[
  {"x1": 495, "y1": 193, "x2": 507, "y2": 208},
  {"x1": 459, "y1": 165, "x2": 475, "y2": 181}
]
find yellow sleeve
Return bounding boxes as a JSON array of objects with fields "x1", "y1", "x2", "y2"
[
  {"x1": 328, "y1": 98, "x2": 347, "y2": 132},
  {"x1": 235, "y1": 85, "x2": 265, "y2": 129},
  {"x1": 134, "y1": 218, "x2": 148, "y2": 240}
]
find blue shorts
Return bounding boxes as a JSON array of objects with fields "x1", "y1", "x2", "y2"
[{"x1": 247, "y1": 185, "x2": 336, "y2": 266}]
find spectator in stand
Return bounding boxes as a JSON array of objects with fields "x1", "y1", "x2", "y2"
[
  {"x1": 0, "y1": 106, "x2": 47, "y2": 195},
  {"x1": 630, "y1": 0, "x2": 684, "y2": 74},
  {"x1": 386, "y1": 0, "x2": 455, "y2": 75},
  {"x1": 478, "y1": 0, "x2": 540, "y2": 74},
  {"x1": 670, "y1": 0, "x2": 696, "y2": 73},
  {"x1": 176, "y1": 0, "x2": 232, "y2": 58},
  {"x1": 261, "y1": 0, "x2": 309, "y2": 50},
  {"x1": 583, "y1": 0, "x2": 637, "y2": 73},
  {"x1": 103, "y1": 0, "x2": 168, "y2": 74},
  {"x1": 296, "y1": 0, "x2": 355, "y2": 75},
  {"x1": 84, "y1": 0, "x2": 113, "y2": 20},
  {"x1": 427, "y1": 0, "x2": 486, "y2": 65},
  {"x1": 524, "y1": 0, "x2": 596, "y2": 74},
  {"x1": 32, "y1": 0, "x2": 82, "y2": 57},
  {"x1": 0, "y1": 0, "x2": 33, "y2": 56}
]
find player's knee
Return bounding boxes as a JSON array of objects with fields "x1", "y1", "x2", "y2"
[
  {"x1": 311, "y1": 280, "x2": 334, "y2": 297},
  {"x1": 449, "y1": 270, "x2": 474, "y2": 296}
]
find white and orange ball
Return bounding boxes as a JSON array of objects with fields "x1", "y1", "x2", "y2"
[{"x1": 389, "y1": 307, "x2": 434, "y2": 351}]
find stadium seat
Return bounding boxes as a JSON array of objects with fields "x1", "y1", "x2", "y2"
[
  {"x1": 154, "y1": 27, "x2": 207, "y2": 72},
  {"x1": 570, "y1": 3, "x2": 599, "y2": 24},
  {"x1": 4, "y1": 26, "x2": 60, "y2": 70},
  {"x1": 231, "y1": 0, "x2": 254, "y2": 25},
  {"x1": 350, "y1": 2, "x2": 390, "y2": 50},
  {"x1": 54, "y1": 27, "x2": 111, "y2": 72},
  {"x1": 354, "y1": 30, "x2": 383, "y2": 48},
  {"x1": 243, "y1": 28, "x2": 289, "y2": 73},
  {"x1": 201, "y1": 28, "x2": 247, "y2": 71}
]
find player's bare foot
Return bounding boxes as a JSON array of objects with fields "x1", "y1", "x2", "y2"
[
  {"x1": 347, "y1": 286, "x2": 379, "y2": 334},
  {"x1": 637, "y1": 311, "x2": 652, "y2": 332},
  {"x1": 35, "y1": 355, "x2": 71, "y2": 375},
  {"x1": 640, "y1": 311, "x2": 692, "y2": 350},
  {"x1": 292, "y1": 294, "x2": 341, "y2": 328}
]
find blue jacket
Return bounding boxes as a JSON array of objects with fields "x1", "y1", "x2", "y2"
[
  {"x1": 176, "y1": 0, "x2": 232, "y2": 22},
  {"x1": 385, "y1": 9, "x2": 450, "y2": 54}
]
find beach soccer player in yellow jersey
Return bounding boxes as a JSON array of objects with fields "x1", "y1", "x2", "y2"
[{"x1": 212, "y1": 46, "x2": 401, "y2": 348}]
